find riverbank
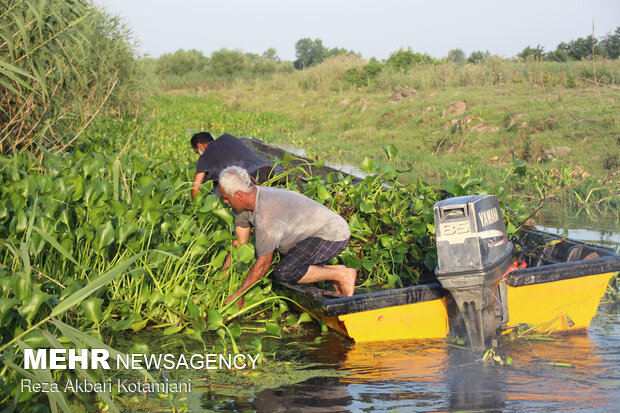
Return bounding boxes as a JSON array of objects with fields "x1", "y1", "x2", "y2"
[{"x1": 161, "y1": 57, "x2": 619, "y2": 209}]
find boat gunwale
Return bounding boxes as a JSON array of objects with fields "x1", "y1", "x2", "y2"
[{"x1": 273, "y1": 282, "x2": 446, "y2": 317}]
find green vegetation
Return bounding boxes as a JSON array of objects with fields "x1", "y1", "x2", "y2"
[
  {"x1": 0, "y1": 0, "x2": 143, "y2": 154},
  {"x1": 0, "y1": 91, "x2": 533, "y2": 410},
  {"x1": 293, "y1": 37, "x2": 360, "y2": 69},
  {"x1": 150, "y1": 48, "x2": 294, "y2": 88},
  {"x1": 1, "y1": 3, "x2": 618, "y2": 410},
  {"x1": 544, "y1": 28, "x2": 620, "y2": 61},
  {"x1": 182, "y1": 56, "x2": 618, "y2": 210}
]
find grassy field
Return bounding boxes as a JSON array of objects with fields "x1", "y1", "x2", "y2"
[{"x1": 164, "y1": 57, "x2": 619, "y2": 203}]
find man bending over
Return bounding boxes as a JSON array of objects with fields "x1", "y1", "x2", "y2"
[
  {"x1": 191, "y1": 132, "x2": 274, "y2": 199},
  {"x1": 218, "y1": 166, "x2": 357, "y2": 305}
]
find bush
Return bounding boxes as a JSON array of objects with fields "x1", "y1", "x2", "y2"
[
  {"x1": 344, "y1": 58, "x2": 384, "y2": 87},
  {"x1": 468, "y1": 50, "x2": 491, "y2": 64},
  {"x1": 385, "y1": 48, "x2": 439, "y2": 70},
  {"x1": 156, "y1": 49, "x2": 208, "y2": 77}
]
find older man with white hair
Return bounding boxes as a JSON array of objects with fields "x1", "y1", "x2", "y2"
[{"x1": 218, "y1": 166, "x2": 356, "y2": 305}]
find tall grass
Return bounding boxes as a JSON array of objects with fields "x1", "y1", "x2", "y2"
[
  {"x1": 220, "y1": 55, "x2": 619, "y2": 94},
  {"x1": 0, "y1": 0, "x2": 143, "y2": 155}
]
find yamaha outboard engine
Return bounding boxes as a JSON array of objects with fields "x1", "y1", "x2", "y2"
[{"x1": 433, "y1": 195, "x2": 512, "y2": 350}]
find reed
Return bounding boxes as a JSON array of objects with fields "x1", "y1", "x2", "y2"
[{"x1": 0, "y1": 0, "x2": 143, "y2": 155}]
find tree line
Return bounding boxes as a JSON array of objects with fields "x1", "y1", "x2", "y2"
[
  {"x1": 151, "y1": 27, "x2": 620, "y2": 85},
  {"x1": 518, "y1": 28, "x2": 620, "y2": 61}
]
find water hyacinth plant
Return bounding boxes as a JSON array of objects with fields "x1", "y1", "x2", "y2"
[{"x1": 0, "y1": 84, "x2": 537, "y2": 411}]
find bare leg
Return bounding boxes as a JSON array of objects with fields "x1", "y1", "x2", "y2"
[{"x1": 297, "y1": 265, "x2": 357, "y2": 296}]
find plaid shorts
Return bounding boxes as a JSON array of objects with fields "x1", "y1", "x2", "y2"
[{"x1": 272, "y1": 237, "x2": 349, "y2": 284}]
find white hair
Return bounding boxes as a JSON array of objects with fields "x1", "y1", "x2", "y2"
[{"x1": 219, "y1": 166, "x2": 253, "y2": 195}]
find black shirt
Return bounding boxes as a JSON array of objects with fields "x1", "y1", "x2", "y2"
[{"x1": 195, "y1": 134, "x2": 271, "y2": 186}]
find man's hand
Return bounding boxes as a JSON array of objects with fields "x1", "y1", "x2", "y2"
[
  {"x1": 191, "y1": 172, "x2": 206, "y2": 200},
  {"x1": 223, "y1": 252, "x2": 274, "y2": 307}
]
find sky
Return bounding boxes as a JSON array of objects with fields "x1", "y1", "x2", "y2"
[{"x1": 94, "y1": 0, "x2": 619, "y2": 61}]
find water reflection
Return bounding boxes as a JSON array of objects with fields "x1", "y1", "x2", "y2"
[
  {"x1": 254, "y1": 306, "x2": 619, "y2": 412},
  {"x1": 537, "y1": 204, "x2": 620, "y2": 249}
]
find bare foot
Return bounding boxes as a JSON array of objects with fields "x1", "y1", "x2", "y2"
[{"x1": 340, "y1": 268, "x2": 357, "y2": 296}]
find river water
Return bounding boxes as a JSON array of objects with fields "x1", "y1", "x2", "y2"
[{"x1": 165, "y1": 205, "x2": 618, "y2": 412}]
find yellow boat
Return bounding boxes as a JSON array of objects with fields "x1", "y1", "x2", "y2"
[
  {"x1": 274, "y1": 217, "x2": 619, "y2": 348},
  {"x1": 240, "y1": 137, "x2": 619, "y2": 349}
]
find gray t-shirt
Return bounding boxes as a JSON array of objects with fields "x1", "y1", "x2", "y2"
[{"x1": 235, "y1": 186, "x2": 350, "y2": 257}]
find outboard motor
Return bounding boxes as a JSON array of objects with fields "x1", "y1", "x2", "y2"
[{"x1": 433, "y1": 195, "x2": 512, "y2": 350}]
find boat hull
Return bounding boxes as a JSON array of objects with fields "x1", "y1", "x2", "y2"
[{"x1": 274, "y1": 230, "x2": 619, "y2": 343}]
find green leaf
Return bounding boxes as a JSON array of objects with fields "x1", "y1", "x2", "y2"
[
  {"x1": 0, "y1": 298, "x2": 20, "y2": 314},
  {"x1": 297, "y1": 312, "x2": 312, "y2": 323},
  {"x1": 113, "y1": 314, "x2": 141, "y2": 331},
  {"x1": 381, "y1": 143, "x2": 398, "y2": 160},
  {"x1": 118, "y1": 222, "x2": 139, "y2": 244},
  {"x1": 12, "y1": 270, "x2": 31, "y2": 300},
  {"x1": 150, "y1": 290, "x2": 164, "y2": 305},
  {"x1": 207, "y1": 309, "x2": 223, "y2": 330},
  {"x1": 235, "y1": 243, "x2": 255, "y2": 264},
  {"x1": 81, "y1": 298, "x2": 103, "y2": 324},
  {"x1": 212, "y1": 208, "x2": 233, "y2": 226},
  {"x1": 22, "y1": 330, "x2": 50, "y2": 348},
  {"x1": 265, "y1": 322, "x2": 281, "y2": 336},
  {"x1": 360, "y1": 157, "x2": 375, "y2": 174},
  {"x1": 145, "y1": 209, "x2": 162, "y2": 225},
  {"x1": 200, "y1": 194, "x2": 220, "y2": 212},
  {"x1": 130, "y1": 320, "x2": 148, "y2": 332},
  {"x1": 228, "y1": 323, "x2": 242, "y2": 339},
  {"x1": 316, "y1": 184, "x2": 330, "y2": 201},
  {"x1": 94, "y1": 221, "x2": 115, "y2": 250},
  {"x1": 187, "y1": 300, "x2": 200, "y2": 319},
  {"x1": 443, "y1": 178, "x2": 463, "y2": 196},
  {"x1": 163, "y1": 325, "x2": 183, "y2": 335},
  {"x1": 360, "y1": 201, "x2": 374, "y2": 214},
  {"x1": 211, "y1": 229, "x2": 234, "y2": 244},
  {"x1": 281, "y1": 151, "x2": 296, "y2": 166},
  {"x1": 190, "y1": 244, "x2": 208, "y2": 259},
  {"x1": 210, "y1": 250, "x2": 228, "y2": 268},
  {"x1": 164, "y1": 294, "x2": 180, "y2": 307},
  {"x1": 19, "y1": 292, "x2": 50, "y2": 325},
  {"x1": 172, "y1": 285, "x2": 188, "y2": 299}
]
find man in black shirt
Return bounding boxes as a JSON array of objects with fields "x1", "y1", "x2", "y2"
[{"x1": 190, "y1": 132, "x2": 275, "y2": 199}]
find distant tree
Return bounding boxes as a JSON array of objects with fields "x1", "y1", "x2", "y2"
[
  {"x1": 467, "y1": 50, "x2": 490, "y2": 64},
  {"x1": 447, "y1": 48, "x2": 466, "y2": 63},
  {"x1": 518, "y1": 44, "x2": 545, "y2": 60},
  {"x1": 600, "y1": 27, "x2": 620, "y2": 59},
  {"x1": 546, "y1": 42, "x2": 570, "y2": 62},
  {"x1": 262, "y1": 47, "x2": 280, "y2": 61},
  {"x1": 156, "y1": 49, "x2": 207, "y2": 76},
  {"x1": 209, "y1": 48, "x2": 246, "y2": 77},
  {"x1": 324, "y1": 46, "x2": 360, "y2": 59},
  {"x1": 385, "y1": 47, "x2": 438, "y2": 71},
  {"x1": 294, "y1": 38, "x2": 325, "y2": 69},
  {"x1": 567, "y1": 35, "x2": 606, "y2": 60},
  {"x1": 547, "y1": 36, "x2": 606, "y2": 61}
]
